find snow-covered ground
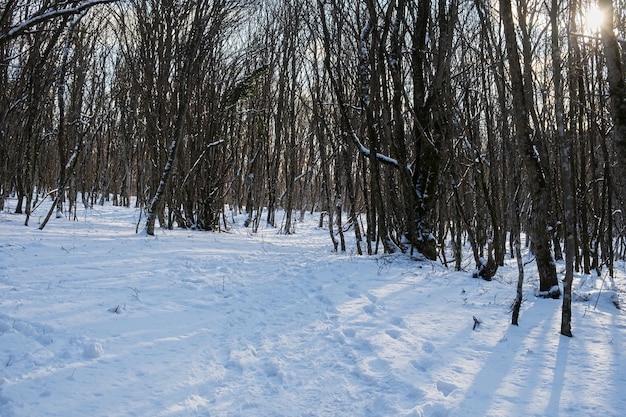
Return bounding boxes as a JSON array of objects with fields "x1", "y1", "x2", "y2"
[{"x1": 1, "y1": 198, "x2": 625, "y2": 417}]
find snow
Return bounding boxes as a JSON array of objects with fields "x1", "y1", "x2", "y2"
[
  {"x1": 1, "y1": 198, "x2": 626, "y2": 417},
  {"x1": 2, "y1": 0, "x2": 117, "y2": 41}
]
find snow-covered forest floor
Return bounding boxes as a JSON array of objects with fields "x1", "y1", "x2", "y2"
[{"x1": 1, "y1": 198, "x2": 625, "y2": 417}]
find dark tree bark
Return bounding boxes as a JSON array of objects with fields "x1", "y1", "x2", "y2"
[
  {"x1": 146, "y1": 0, "x2": 224, "y2": 235},
  {"x1": 409, "y1": 0, "x2": 454, "y2": 260},
  {"x1": 511, "y1": 184, "x2": 525, "y2": 325},
  {"x1": 550, "y1": 0, "x2": 574, "y2": 336},
  {"x1": 598, "y1": 0, "x2": 626, "y2": 171},
  {"x1": 500, "y1": 0, "x2": 560, "y2": 297}
]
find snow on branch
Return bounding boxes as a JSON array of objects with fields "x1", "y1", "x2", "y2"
[
  {"x1": 570, "y1": 32, "x2": 626, "y2": 46},
  {"x1": 64, "y1": 145, "x2": 79, "y2": 170},
  {"x1": 345, "y1": 129, "x2": 399, "y2": 168},
  {"x1": 0, "y1": 0, "x2": 119, "y2": 45},
  {"x1": 181, "y1": 139, "x2": 225, "y2": 187},
  {"x1": 317, "y1": 1, "x2": 398, "y2": 170}
]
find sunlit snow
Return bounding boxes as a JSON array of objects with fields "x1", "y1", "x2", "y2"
[{"x1": 1, "y1": 198, "x2": 625, "y2": 416}]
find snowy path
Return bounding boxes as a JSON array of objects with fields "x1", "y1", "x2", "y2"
[{"x1": 1, "y1": 203, "x2": 626, "y2": 416}]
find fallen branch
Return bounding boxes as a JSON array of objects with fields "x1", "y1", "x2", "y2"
[{"x1": 472, "y1": 315, "x2": 481, "y2": 330}]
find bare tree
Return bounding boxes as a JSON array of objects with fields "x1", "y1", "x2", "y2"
[
  {"x1": 598, "y1": 0, "x2": 626, "y2": 172},
  {"x1": 142, "y1": 0, "x2": 235, "y2": 235},
  {"x1": 0, "y1": 0, "x2": 119, "y2": 46},
  {"x1": 500, "y1": 0, "x2": 560, "y2": 298},
  {"x1": 550, "y1": 0, "x2": 574, "y2": 335},
  {"x1": 40, "y1": 9, "x2": 90, "y2": 229}
]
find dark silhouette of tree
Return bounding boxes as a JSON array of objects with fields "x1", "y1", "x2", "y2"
[{"x1": 500, "y1": 0, "x2": 560, "y2": 298}]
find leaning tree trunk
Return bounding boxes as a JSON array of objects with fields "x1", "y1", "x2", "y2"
[
  {"x1": 145, "y1": 2, "x2": 211, "y2": 235},
  {"x1": 500, "y1": 0, "x2": 560, "y2": 297}
]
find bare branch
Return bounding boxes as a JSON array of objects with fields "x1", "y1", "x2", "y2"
[{"x1": 0, "y1": 0, "x2": 119, "y2": 45}]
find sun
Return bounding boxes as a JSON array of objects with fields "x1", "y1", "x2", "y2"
[{"x1": 583, "y1": 4, "x2": 604, "y2": 34}]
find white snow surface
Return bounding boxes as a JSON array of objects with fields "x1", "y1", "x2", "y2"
[{"x1": 1, "y1": 199, "x2": 626, "y2": 417}]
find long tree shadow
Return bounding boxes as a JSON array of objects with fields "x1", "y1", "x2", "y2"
[
  {"x1": 546, "y1": 335, "x2": 569, "y2": 414},
  {"x1": 459, "y1": 300, "x2": 561, "y2": 416}
]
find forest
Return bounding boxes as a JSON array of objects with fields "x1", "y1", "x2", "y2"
[{"x1": 1, "y1": 0, "x2": 626, "y2": 335}]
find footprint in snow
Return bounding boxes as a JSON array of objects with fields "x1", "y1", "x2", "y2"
[
  {"x1": 422, "y1": 402, "x2": 451, "y2": 417},
  {"x1": 411, "y1": 358, "x2": 433, "y2": 372},
  {"x1": 385, "y1": 329, "x2": 401, "y2": 339},
  {"x1": 12, "y1": 320, "x2": 54, "y2": 346},
  {"x1": 366, "y1": 357, "x2": 390, "y2": 373},
  {"x1": 353, "y1": 337, "x2": 374, "y2": 352},
  {"x1": 390, "y1": 317, "x2": 406, "y2": 328},
  {"x1": 422, "y1": 341, "x2": 435, "y2": 353},
  {"x1": 436, "y1": 380, "x2": 458, "y2": 397},
  {"x1": 263, "y1": 360, "x2": 284, "y2": 382},
  {"x1": 315, "y1": 294, "x2": 332, "y2": 305},
  {"x1": 363, "y1": 304, "x2": 376, "y2": 315},
  {"x1": 342, "y1": 328, "x2": 356, "y2": 338},
  {"x1": 346, "y1": 289, "x2": 360, "y2": 298}
]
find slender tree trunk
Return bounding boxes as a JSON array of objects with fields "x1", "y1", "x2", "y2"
[
  {"x1": 511, "y1": 195, "x2": 524, "y2": 325},
  {"x1": 551, "y1": 0, "x2": 574, "y2": 336},
  {"x1": 268, "y1": 22, "x2": 289, "y2": 229},
  {"x1": 283, "y1": 7, "x2": 300, "y2": 235},
  {"x1": 333, "y1": 145, "x2": 346, "y2": 251},
  {"x1": 40, "y1": 145, "x2": 81, "y2": 230},
  {"x1": 54, "y1": 11, "x2": 87, "y2": 220},
  {"x1": 361, "y1": 7, "x2": 395, "y2": 254},
  {"x1": 343, "y1": 149, "x2": 363, "y2": 255},
  {"x1": 311, "y1": 84, "x2": 338, "y2": 251}
]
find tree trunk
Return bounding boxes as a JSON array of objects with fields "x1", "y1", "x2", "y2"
[
  {"x1": 500, "y1": 0, "x2": 559, "y2": 297},
  {"x1": 599, "y1": 0, "x2": 626, "y2": 170},
  {"x1": 311, "y1": 77, "x2": 338, "y2": 251},
  {"x1": 551, "y1": 0, "x2": 574, "y2": 335},
  {"x1": 145, "y1": 2, "x2": 211, "y2": 235},
  {"x1": 511, "y1": 200, "x2": 525, "y2": 325}
]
